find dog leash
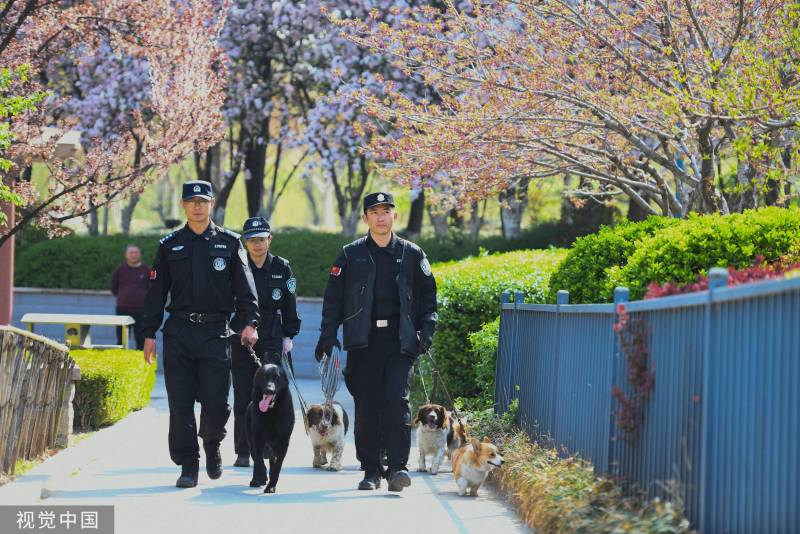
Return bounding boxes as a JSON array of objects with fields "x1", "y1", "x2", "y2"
[
  {"x1": 247, "y1": 344, "x2": 310, "y2": 434},
  {"x1": 416, "y1": 360, "x2": 431, "y2": 404},
  {"x1": 423, "y1": 348, "x2": 465, "y2": 428},
  {"x1": 319, "y1": 347, "x2": 341, "y2": 425}
]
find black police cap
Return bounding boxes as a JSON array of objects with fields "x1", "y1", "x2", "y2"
[
  {"x1": 182, "y1": 180, "x2": 213, "y2": 200},
  {"x1": 242, "y1": 216, "x2": 271, "y2": 239},
  {"x1": 363, "y1": 191, "x2": 395, "y2": 212}
]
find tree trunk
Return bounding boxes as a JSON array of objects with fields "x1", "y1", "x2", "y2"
[
  {"x1": 303, "y1": 176, "x2": 321, "y2": 226},
  {"x1": 121, "y1": 193, "x2": 140, "y2": 235},
  {"x1": 405, "y1": 188, "x2": 425, "y2": 238},
  {"x1": 244, "y1": 124, "x2": 269, "y2": 218},
  {"x1": 499, "y1": 177, "x2": 530, "y2": 239},
  {"x1": 697, "y1": 123, "x2": 727, "y2": 214},
  {"x1": 427, "y1": 206, "x2": 449, "y2": 238},
  {"x1": 627, "y1": 196, "x2": 649, "y2": 222},
  {"x1": 331, "y1": 155, "x2": 370, "y2": 237},
  {"x1": 468, "y1": 201, "x2": 483, "y2": 243},
  {"x1": 87, "y1": 203, "x2": 99, "y2": 236},
  {"x1": 101, "y1": 205, "x2": 109, "y2": 235}
]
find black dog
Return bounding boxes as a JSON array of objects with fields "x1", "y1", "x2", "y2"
[{"x1": 245, "y1": 352, "x2": 295, "y2": 493}]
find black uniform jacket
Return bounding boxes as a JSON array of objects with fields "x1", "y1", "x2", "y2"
[
  {"x1": 142, "y1": 221, "x2": 259, "y2": 338},
  {"x1": 230, "y1": 253, "x2": 301, "y2": 340},
  {"x1": 319, "y1": 233, "x2": 438, "y2": 356}
]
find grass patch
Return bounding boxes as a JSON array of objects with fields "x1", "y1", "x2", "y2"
[{"x1": 464, "y1": 405, "x2": 691, "y2": 534}]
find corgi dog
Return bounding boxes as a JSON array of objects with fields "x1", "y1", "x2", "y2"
[
  {"x1": 451, "y1": 437, "x2": 504, "y2": 496},
  {"x1": 413, "y1": 403, "x2": 467, "y2": 474}
]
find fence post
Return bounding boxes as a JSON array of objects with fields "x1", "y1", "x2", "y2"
[
  {"x1": 510, "y1": 291, "x2": 525, "y2": 408},
  {"x1": 55, "y1": 366, "x2": 81, "y2": 449},
  {"x1": 556, "y1": 290, "x2": 569, "y2": 305},
  {"x1": 699, "y1": 267, "x2": 727, "y2": 531},
  {"x1": 609, "y1": 286, "x2": 629, "y2": 477},
  {"x1": 495, "y1": 291, "x2": 512, "y2": 413}
]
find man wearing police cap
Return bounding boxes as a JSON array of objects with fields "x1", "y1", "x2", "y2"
[
  {"x1": 142, "y1": 180, "x2": 260, "y2": 488},
  {"x1": 316, "y1": 191, "x2": 438, "y2": 492},
  {"x1": 229, "y1": 216, "x2": 301, "y2": 468}
]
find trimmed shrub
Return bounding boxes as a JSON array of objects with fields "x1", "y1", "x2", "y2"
[
  {"x1": 618, "y1": 207, "x2": 800, "y2": 299},
  {"x1": 465, "y1": 317, "x2": 500, "y2": 410},
  {"x1": 71, "y1": 349, "x2": 156, "y2": 431},
  {"x1": 547, "y1": 216, "x2": 679, "y2": 304},
  {"x1": 430, "y1": 249, "x2": 566, "y2": 399},
  {"x1": 15, "y1": 235, "x2": 160, "y2": 291},
  {"x1": 14, "y1": 223, "x2": 573, "y2": 296}
]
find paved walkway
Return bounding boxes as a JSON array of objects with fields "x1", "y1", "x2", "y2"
[{"x1": 0, "y1": 373, "x2": 529, "y2": 534}]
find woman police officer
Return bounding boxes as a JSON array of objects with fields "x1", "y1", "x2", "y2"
[{"x1": 229, "y1": 216, "x2": 301, "y2": 467}]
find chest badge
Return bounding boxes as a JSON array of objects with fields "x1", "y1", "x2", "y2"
[
  {"x1": 272, "y1": 288, "x2": 282, "y2": 300},
  {"x1": 213, "y1": 257, "x2": 227, "y2": 271}
]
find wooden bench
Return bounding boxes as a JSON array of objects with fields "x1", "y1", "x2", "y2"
[{"x1": 20, "y1": 313, "x2": 136, "y2": 349}]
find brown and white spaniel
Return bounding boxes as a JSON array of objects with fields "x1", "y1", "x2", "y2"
[
  {"x1": 305, "y1": 401, "x2": 349, "y2": 471},
  {"x1": 413, "y1": 403, "x2": 467, "y2": 475}
]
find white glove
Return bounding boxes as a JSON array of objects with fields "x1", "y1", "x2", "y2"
[{"x1": 282, "y1": 337, "x2": 293, "y2": 355}]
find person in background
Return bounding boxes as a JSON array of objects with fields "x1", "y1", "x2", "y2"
[{"x1": 110, "y1": 244, "x2": 149, "y2": 349}]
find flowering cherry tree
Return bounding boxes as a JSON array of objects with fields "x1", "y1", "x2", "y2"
[
  {"x1": 0, "y1": 0, "x2": 230, "y2": 245},
  {"x1": 337, "y1": 0, "x2": 800, "y2": 216}
]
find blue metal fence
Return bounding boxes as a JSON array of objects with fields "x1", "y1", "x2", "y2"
[{"x1": 496, "y1": 269, "x2": 800, "y2": 533}]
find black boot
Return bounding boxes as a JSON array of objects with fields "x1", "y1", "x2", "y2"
[
  {"x1": 176, "y1": 461, "x2": 199, "y2": 488},
  {"x1": 233, "y1": 454, "x2": 250, "y2": 467},
  {"x1": 358, "y1": 471, "x2": 382, "y2": 490},
  {"x1": 387, "y1": 469, "x2": 411, "y2": 492},
  {"x1": 204, "y1": 441, "x2": 223, "y2": 480}
]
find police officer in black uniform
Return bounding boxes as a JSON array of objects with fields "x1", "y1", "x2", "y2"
[
  {"x1": 142, "y1": 180, "x2": 260, "y2": 488},
  {"x1": 315, "y1": 191, "x2": 438, "y2": 492},
  {"x1": 230, "y1": 216, "x2": 301, "y2": 468}
]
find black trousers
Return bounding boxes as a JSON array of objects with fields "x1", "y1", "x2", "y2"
[
  {"x1": 344, "y1": 324, "x2": 414, "y2": 475},
  {"x1": 162, "y1": 317, "x2": 232, "y2": 466},
  {"x1": 230, "y1": 336, "x2": 286, "y2": 457},
  {"x1": 115, "y1": 308, "x2": 145, "y2": 350}
]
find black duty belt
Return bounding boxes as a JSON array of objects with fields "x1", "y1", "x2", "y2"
[{"x1": 172, "y1": 311, "x2": 229, "y2": 324}]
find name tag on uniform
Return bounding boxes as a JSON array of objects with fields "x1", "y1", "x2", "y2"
[
  {"x1": 271, "y1": 274, "x2": 282, "y2": 279},
  {"x1": 214, "y1": 244, "x2": 227, "y2": 249}
]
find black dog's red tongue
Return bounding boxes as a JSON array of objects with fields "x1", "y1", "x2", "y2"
[{"x1": 259, "y1": 394, "x2": 274, "y2": 413}]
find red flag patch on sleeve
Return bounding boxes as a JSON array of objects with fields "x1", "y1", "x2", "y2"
[
  {"x1": 329, "y1": 265, "x2": 342, "y2": 277},
  {"x1": 149, "y1": 269, "x2": 157, "y2": 280}
]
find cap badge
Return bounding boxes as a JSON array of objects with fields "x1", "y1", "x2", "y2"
[
  {"x1": 193, "y1": 185, "x2": 201, "y2": 193},
  {"x1": 377, "y1": 193, "x2": 385, "y2": 201}
]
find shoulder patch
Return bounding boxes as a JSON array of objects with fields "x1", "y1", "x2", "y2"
[
  {"x1": 218, "y1": 227, "x2": 241, "y2": 240},
  {"x1": 286, "y1": 277, "x2": 296, "y2": 294},
  {"x1": 159, "y1": 231, "x2": 178, "y2": 244},
  {"x1": 420, "y1": 257, "x2": 432, "y2": 277}
]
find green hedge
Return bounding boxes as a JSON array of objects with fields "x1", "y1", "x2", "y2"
[
  {"x1": 429, "y1": 249, "x2": 566, "y2": 399},
  {"x1": 15, "y1": 235, "x2": 161, "y2": 291},
  {"x1": 617, "y1": 207, "x2": 800, "y2": 299},
  {"x1": 547, "y1": 216, "x2": 679, "y2": 303},
  {"x1": 71, "y1": 349, "x2": 156, "y2": 431},
  {"x1": 14, "y1": 223, "x2": 574, "y2": 296},
  {"x1": 466, "y1": 317, "x2": 500, "y2": 410}
]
